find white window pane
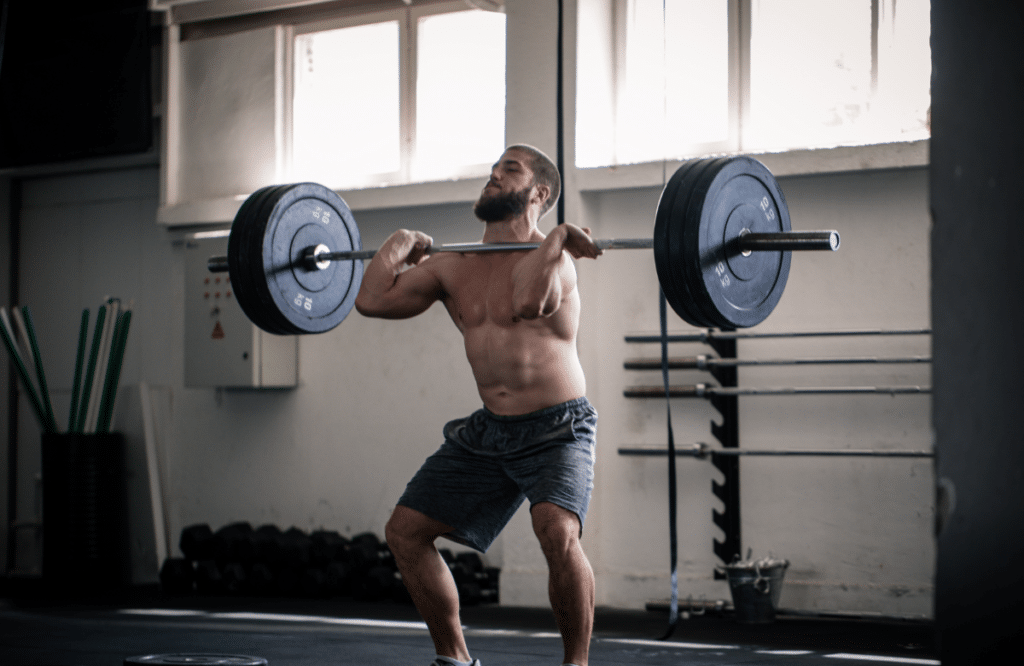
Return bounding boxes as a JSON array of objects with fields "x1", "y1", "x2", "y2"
[
  {"x1": 575, "y1": 0, "x2": 616, "y2": 168},
  {"x1": 748, "y1": 0, "x2": 873, "y2": 151},
  {"x1": 414, "y1": 10, "x2": 506, "y2": 180},
  {"x1": 616, "y1": 0, "x2": 729, "y2": 165},
  {"x1": 874, "y1": 0, "x2": 931, "y2": 141},
  {"x1": 293, "y1": 21, "x2": 400, "y2": 187}
]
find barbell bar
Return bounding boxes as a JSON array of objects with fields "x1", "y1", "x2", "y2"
[
  {"x1": 618, "y1": 444, "x2": 934, "y2": 458},
  {"x1": 205, "y1": 156, "x2": 841, "y2": 335},
  {"x1": 208, "y1": 231, "x2": 840, "y2": 272}
]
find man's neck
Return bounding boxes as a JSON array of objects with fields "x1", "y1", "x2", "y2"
[{"x1": 481, "y1": 214, "x2": 542, "y2": 244}]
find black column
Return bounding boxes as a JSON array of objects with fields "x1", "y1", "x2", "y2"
[{"x1": 930, "y1": 2, "x2": 1024, "y2": 662}]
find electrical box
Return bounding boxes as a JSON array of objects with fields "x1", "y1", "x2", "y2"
[{"x1": 184, "y1": 235, "x2": 297, "y2": 388}]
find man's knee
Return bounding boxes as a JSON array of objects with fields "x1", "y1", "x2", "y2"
[
  {"x1": 386, "y1": 505, "x2": 451, "y2": 556},
  {"x1": 531, "y1": 502, "x2": 582, "y2": 558}
]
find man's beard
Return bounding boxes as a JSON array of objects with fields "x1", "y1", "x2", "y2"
[{"x1": 474, "y1": 186, "x2": 531, "y2": 222}]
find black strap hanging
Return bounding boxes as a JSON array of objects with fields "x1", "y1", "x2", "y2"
[{"x1": 659, "y1": 288, "x2": 680, "y2": 640}]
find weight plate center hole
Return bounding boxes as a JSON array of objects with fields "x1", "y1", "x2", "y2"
[
  {"x1": 308, "y1": 243, "x2": 332, "y2": 271},
  {"x1": 724, "y1": 204, "x2": 770, "y2": 282},
  {"x1": 288, "y1": 224, "x2": 338, "y2": 293},
  {"x1": 739, "y1": 229, "x2": 752, "y2": 257}
]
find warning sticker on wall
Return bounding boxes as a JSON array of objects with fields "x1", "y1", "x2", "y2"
[{"x1": 211, "y1": 321, "x2": 225, "y2": 339}]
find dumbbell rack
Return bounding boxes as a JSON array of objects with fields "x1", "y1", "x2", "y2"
[{"x1": 621, "y1": 328, "x2": 932, "y2": 579}]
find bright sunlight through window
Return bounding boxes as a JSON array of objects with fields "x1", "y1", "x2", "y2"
[
  {"x1": 747, "y1": 0, "x2": 931, "y2": 152},
  {"x1": 292, "y1": 7, "x2": 506, "y2": 189},
  {"x1": 292, "y1": 21, "x2": 401, "y2": 187},
  {"x1": 614, "y1": 0, "x2": 729, "y2": 166},
  {"x1": 577, "y1": 0, "x2": 931, "y2": 168},
  {"x1": 414, "y1": 10, "x2": 506, "y2": 181}
]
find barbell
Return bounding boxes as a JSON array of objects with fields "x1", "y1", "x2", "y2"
[{"x1": 207, "y1": 156, "x2": 840, "y2": 334}]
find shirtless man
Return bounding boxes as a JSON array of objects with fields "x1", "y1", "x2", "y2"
[{"x1": 354, "y1": 145, "x2": 602, "y2": 666}]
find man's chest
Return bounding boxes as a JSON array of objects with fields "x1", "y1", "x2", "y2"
[{"x1": 438, "y1": 255, "x2": 522, "y2": 330}]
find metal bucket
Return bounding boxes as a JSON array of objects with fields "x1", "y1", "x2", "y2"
[{"x1": 721, "y1": 556, "x2": 789, "y2": 623}]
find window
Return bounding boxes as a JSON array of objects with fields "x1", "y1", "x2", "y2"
[
  {"x1": 576, "y1": 0, "x2": 931, "y2": 168},
  {"x1": 290, "y1": 3, "x2": 506, "y2": 189}
]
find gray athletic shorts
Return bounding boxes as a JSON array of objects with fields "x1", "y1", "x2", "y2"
[{"x1": 397, "y1": 397, "x2": 598, "y2": 553}]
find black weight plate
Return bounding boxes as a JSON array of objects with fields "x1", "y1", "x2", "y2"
[
  {"x1": 250, "y1": 187, "x2": 296, "y2": 335},
  {"x1": 229, "y1": 185, "x2": 293, "y2": 335},
  {"x1": 688, "y1": 156, "x2": 792, "y2": 329},
  {"x1": 125, "y1": 655, "x2": 268, "y2": 666},
  {"x1": 667, "y1": 156, "x2": 733, "y2": 325},
  {"x1": 678, "y1": 157, "x2": 733, "y2": 328},
  {"x1": 247, "y1": 185, "x2": 299, "y2": 335},
  {"x1": 229, "y1": 185, "x2": 288, "y2": 335},
  {"x1": 261, "y1": 183, "x2": 363, "y2": 334},
  {"x1": 654, "y1": 160, "x2": 709, "y2": 328}
]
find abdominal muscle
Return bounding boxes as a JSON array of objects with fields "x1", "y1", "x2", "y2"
[
  {"x1": 431, "y1": 250, "x2": 587, "y2": 416},
  {"x1": 464, "y1": 322, "x2": 586, "y2": 415}
]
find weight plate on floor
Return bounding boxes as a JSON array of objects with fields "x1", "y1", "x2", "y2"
[
  {"x1": 124, "y1": 655, "x2": 268, "y2": 666},
  {"x1": 687, "y1": 156, "x2": 792, "y2": 329}
]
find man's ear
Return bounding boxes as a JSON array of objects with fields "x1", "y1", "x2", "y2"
[{"x1": 532, "y1": 183, "x2": 551, "y2": 210}]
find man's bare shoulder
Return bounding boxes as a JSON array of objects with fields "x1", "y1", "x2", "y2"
[{"x1": 414, "y1": 250, "x2": 471, "y2": 296}]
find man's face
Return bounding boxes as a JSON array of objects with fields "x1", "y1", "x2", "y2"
[{"x1": 474, "y1": 150, "x2": 537, "y2": 222}]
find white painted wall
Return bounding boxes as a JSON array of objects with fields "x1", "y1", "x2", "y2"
[
  {"x1": 3, "y1": 0, "x2": 934, "y2": 617},
  {"x1": 576, "y1": 167, "x2": 932, "y2": 615}
]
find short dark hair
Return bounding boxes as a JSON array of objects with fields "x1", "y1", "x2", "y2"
[{"x1": 507, "y1": 144, "x2": 561, "y2": 218}]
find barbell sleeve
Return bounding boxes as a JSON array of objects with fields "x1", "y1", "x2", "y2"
[
  {"x1": 736, "y1": 231, "x2": 839, "y2": 252},
  {"x1": 207, "y1": 256, "x2": 231, "y2": 273},
  {"x1": 206, "y1": 230, "x2": 840, "y2": 274}
]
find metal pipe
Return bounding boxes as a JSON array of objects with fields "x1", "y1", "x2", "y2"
[
  {"x1": 623, "y1": 384, "x2": 931, "y2": 398},
  {"x1": 618, "y1": 444, "x2": 934, "y2": 458},
  {"x1": 625, "y1": 328, "x2": 931, "y2": 343},
  {"x1": 623, "y1": 355, "x2": 930, "y2": 370}
]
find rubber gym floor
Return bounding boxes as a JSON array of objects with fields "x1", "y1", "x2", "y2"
[{"x1": 0, "y1": 589, "x2": 938, "y2": 666}]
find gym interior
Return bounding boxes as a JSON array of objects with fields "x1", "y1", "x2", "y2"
[{"x1": 0, "y1": 1, "x2": 1020, "y2": 665}]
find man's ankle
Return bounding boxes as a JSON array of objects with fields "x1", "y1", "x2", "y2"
[{"x1": 432, "y1": 655, "x2": 477, "y2": 666}]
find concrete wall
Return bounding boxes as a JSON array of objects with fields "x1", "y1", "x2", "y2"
[{"x1": 2, "y1": 0, "x2": 935, "y2": 617}]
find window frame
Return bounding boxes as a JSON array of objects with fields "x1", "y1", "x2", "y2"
[
  {"x1": 286, "y1": 0, "x2": 506, "y2": 190},
  {"x1": 588, "y1": 0, "x2": 928, "y2": 169}
]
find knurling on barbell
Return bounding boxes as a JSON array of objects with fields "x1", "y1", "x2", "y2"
[{"x1": 211, "y1": 156, "x2": 840, "y2": 335}]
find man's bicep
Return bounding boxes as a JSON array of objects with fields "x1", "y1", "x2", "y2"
[{"x1": 378, "y1": 265, "x2": 445, "y2": 318}]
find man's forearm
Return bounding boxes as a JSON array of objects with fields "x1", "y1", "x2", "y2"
[{"x1": 511, "y1": 226, "x2": 569, "y2": 319}]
